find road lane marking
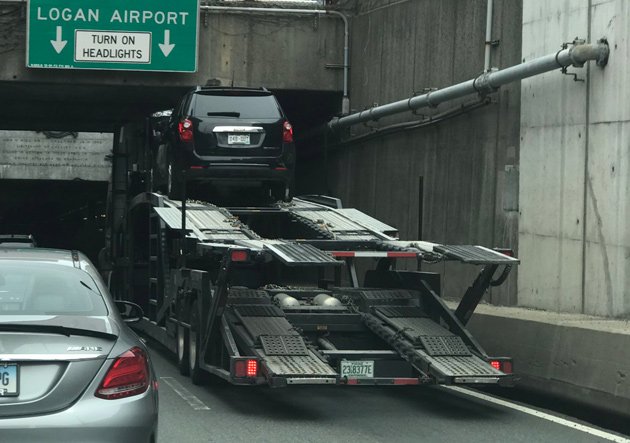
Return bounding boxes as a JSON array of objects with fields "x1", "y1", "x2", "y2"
[
  {"x1": 161, "y1": 376, "x2": 210, "y2": 411},
  {"x1": 444, "y1": 386, "x2": 630, "y2": 443}
]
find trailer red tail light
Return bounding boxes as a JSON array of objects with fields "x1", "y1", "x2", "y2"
[
  {"x1": 489, "y1": 359, "x2": 513, "y2": 374},
  {"x1": 282, "y1": 121, "x2": 293, "y2": 143},
  {"x1": 494, "y1": 248, "x2": 514, "y2": 257},
  {"x1": 230, "y1": 249, "x2": 249, "y2": 262},
  {"x1": 95, "y1": 347, "x2": 150, "y2": 400},
  {"x1": 234, "y1": 359, "x2": 258, "y2": 378},
  {"x1": 178, "y1": 118, "x2": 194, "y2": 142},
  {"x1": 247, "y1": 359, "x2": 258, "y2": 377}
]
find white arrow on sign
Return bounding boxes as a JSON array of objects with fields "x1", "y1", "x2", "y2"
[
  {"x1": 50, "y1": 26, "x2": 67, "y2": 54},
  {"x1": 158, "y1": 30, "x2": 175, "y2": 57}
]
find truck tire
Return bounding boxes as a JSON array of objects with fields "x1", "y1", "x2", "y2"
[
  {"x1": 188, "y1": 301, "x2": 207, "y2": 385},
  {"x1": 176, "y1": 324, "x2": 190, "y2": 376}
]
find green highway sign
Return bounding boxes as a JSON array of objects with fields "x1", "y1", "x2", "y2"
[{"x1": 27, "y1": 0, "x2": 199, "y2": 72}]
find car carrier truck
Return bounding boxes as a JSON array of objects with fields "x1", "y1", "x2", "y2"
[{"x1": 110, "y1": 186, "x2": 518, "y2": 387}]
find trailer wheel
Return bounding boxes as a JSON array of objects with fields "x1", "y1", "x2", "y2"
[
  {"x1": 189, "y1": 301, "x2": 207, "y2": 385},
  {"x1": 176, "y1": 324, "x2": 190, "y2": 376}
]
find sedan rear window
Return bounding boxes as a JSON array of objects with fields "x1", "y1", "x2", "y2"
[
  {"x1": 191, "y1": 93, "x2": 282, "y2": 119},
  {"x1": 0, "y1": 261, "x2": 108, "y2": 316}
]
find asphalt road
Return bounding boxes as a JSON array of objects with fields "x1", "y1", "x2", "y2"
[{"x1": 149, "y1": 344, "x2": 629, "y2": 443}]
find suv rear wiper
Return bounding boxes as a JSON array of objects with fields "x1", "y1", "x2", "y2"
[{"x1": 206, "y1": 112, "x2": 240, "y2": 117}]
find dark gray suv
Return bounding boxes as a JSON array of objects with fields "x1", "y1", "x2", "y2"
[{"x1": 152, "y1": 87, "x2": 295, "y2": 201}]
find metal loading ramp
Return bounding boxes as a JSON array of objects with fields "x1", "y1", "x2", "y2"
[
  {"x1": 287, "y1": 198, "x2": 398, "y2": 241},
  {"x1": 355, "y1": 292, "x2": 503, "y2": 383},
  {"x1": 231, "y1": 305, "x2": 336, "y2": 382}
]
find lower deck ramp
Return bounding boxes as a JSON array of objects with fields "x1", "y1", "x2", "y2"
[
  {"x1": 231, "y1": 305, "x2": 337, "y2": 382},
  {"x1": 370, "y1": 303, "x2": 502, "y2": 382}
]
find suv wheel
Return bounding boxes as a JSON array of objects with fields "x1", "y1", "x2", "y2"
[{"x1": 271, "y1": 182, "x2": 292, "y2": 203}]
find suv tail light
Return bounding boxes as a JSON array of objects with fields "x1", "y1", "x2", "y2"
[
  {"x1": 178, "y1": 118, "x2": 194, "y2": 142},
  {"x1": 282, "y1": 121, "x2": 293, "y2": 143},
  {"x1": 95, "y1": 347, "x2": 150, "y2": 400}
]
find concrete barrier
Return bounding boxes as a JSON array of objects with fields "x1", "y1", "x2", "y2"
[{"x1": 462, "y1": 303, "x2": 630, "y2": 416}]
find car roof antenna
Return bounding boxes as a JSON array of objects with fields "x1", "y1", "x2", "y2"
[{"x1": 231, "y1": 70, "x2": 235, "y2": 87}]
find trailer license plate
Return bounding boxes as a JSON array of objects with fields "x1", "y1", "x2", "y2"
[
  {"x1": 340, "y1": 360, "x2": 374, "y2": 378},
  {"x1": 228, "y1": 134, "x2": 250, "y2": 145},
  {"x1": 0, "y1": 363, "x2": 18, "y2": 396}
]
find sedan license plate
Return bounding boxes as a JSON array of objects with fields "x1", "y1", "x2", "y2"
[
  {"x1": 0, "y1": 363, "x2": 18, "y2": 396},
  {"x1": 227, "y1": 134, "x2": 250, "y2": 145},
  {"x1": 340, "y1": 360, "x2": 374, "y2": 378}
]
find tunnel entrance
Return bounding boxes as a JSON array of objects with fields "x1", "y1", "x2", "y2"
[{"x1": 0, "y1": 179, "x2": 108, "y2": 264}]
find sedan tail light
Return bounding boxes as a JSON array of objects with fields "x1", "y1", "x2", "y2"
[
  {"x1": 282, "y1": 121, "x2": 293, "y2": 143},
  {"x1": 95, "y1": 347, "x2": 150, "y2": 400},
  {"x1": 178, "y1": 118, "x2": 194, "y2": 142}
]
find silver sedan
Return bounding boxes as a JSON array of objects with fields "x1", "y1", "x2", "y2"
[{"x1": 0, "y1": 247, "x2": 158, "y2": 442}]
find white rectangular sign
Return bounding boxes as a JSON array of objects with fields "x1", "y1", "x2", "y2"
[
  {"x1": 0, "y1": 131, "x2": 113, "y2": 181},
  {"x1": 74, "y1": 30, "x2": 151, "y2": 63}
]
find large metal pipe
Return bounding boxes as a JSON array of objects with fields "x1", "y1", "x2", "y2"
[
  {"x1": 201, "y1": 5, "x2": 350, "y2": 114},
  {"x1": 329, "y1": 40, "x2": 609, "y2": 131}
]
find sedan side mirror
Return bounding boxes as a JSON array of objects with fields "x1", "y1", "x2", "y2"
[{"x1": 114, "y1": 300, "x2": 144, "y2": 323}]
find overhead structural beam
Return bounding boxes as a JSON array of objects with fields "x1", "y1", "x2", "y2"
[
  {"x1": 201, "y1": 5, "x2": 350, "y2": 114},
  {"x1": 328, "y1": 39, "x2": 609, "y2": 131}
]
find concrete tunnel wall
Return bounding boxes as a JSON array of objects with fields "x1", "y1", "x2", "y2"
[
  {"x1": 325, "y1": 0, "x2": 630, "y2": 410},
  {"x1": 319, "y1": 0, "x2": 523, "y2": 306},
  {"x1": 519, "y1": 0, "x2": 630, "y2": 317}
]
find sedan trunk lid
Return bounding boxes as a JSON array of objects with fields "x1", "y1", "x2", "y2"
[{"x1": 0, "y1": 316, "x2": 117, "y2": 417}]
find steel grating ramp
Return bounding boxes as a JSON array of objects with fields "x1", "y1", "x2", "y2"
[
  {"x1": 260, "y1": 335, "x2": 309, "y2": 356},
  {"x1": 287, "y1": 205, "x2": 388, "y2": 241},
  {"x1": 370, "y1": 308, "x2": 503, "y2": 380},
  {"x1": 236, "y1": 305, "x2": 283, "y2": 317},
  {"x1": 263, "y1": 242, "x2": 341, "y2": 266},
  {"x1": 227, "y1": 289, "x2": 271, "y2": 305},
  {"x1": 153, "y1": 205, "x2": 254, "y2": 242},
  {"x1": 419, "y1": 336, "x2": 470, "y2": 357},
  {"x1": 264, "y1": 350, "x2": 337, "y2": 377},
  {"x1": 433, "y1": 245, "x2": 519, "y2": 264},
  {"x1": 376, "y1": 306, "x2": 427, "y2": 318},
  {"x1": 239, "y1": 316, "x2": 298, "y2": 338},
  {"x1": 376, "y1": 314, "x2": 454, "y2": 344},
  {"x1": 425, "y1": 354, "x2": 501, "y2": 378},
  {"x1": 234, "y1": 306, "x2": 300, "y2": 340}
]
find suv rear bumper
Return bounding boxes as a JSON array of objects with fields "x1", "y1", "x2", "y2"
[{"x1": 183, "y1": 164, "x2": 291, "y2": 184}]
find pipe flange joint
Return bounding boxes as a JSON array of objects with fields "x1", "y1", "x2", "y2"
[
  {"x1": 473, "y1": 72, "x2": 497, "y2": 95},
  {"x1": 596, "y1": 37, "x2": 610, "y2": 67}
]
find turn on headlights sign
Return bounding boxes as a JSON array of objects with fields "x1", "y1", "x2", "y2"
[{"x1": 27, "y1": 0, "x2": 199, "y2": 72}]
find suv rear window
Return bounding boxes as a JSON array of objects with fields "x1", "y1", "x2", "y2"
[
  {"x1": 0, "y1": 261, "x2": 108, "y2": 316},
  {"x1": 191, "y1": 93, "x2": 282, "y2": 119}
]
